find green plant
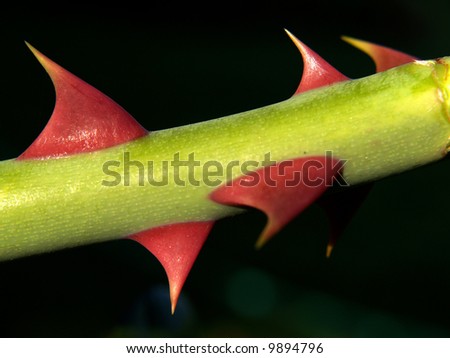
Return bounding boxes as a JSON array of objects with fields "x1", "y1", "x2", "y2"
[{"x1": 1, "y1": 31, "x2": 449, "y2": 313}]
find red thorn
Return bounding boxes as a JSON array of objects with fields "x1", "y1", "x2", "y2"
[
  {"x1": 129, "y1": 221, "x2": 214, "y2": 314},
  {"x1": 210, "y1": 156, "x2": 344, "y2": 248},
  {"x1": 285, "y1": 30, "x2": 348, "y2": 95},
  {"x1": 19, "y1": 43, "x2": 147, "y2": 160},
  {"x1": 342, "y1": 36, "x2": 417, "y2": 72}
]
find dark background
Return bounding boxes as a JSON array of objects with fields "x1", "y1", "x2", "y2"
[{"x1": 1, "y1": 1, "x2": 450, "y2": 337}]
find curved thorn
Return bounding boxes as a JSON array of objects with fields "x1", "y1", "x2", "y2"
[
  {"x1": 342, "y1": 36, "x2": 417, "y2": 72},
  {"x1": 285, "y1": 29, "x2": 348, "y2": 95},
  {"x1": 20, "y1": 43, "x2": 147, "y2": 160},
  {"x1": 211, "y1": 156, "x2": 345, "y2": 249},
  {"x1": 130, "y1": 221, "x2": 213, "y2": 313}
]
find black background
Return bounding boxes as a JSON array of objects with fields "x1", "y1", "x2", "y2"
[{"x1": 1, "y1": 1, "x2": 450, "y2": 337}]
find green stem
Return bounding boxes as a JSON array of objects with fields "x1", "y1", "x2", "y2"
[{"x1": 1, "y1": 59, "x2": 449, "y2": 259}]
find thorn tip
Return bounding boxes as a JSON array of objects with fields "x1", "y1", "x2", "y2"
[
  {"x1": 255, "y1": 234, "x2": 268, "y2": 250},
  {"x1": 341, "y1": 35, "x2": 417, "y2": 72},
  {"x1": 285, "y1": 30, "x2": 348, "y2": 95},
  {"x1": 170, "y1": 283, "x2": 180, "y2": 315},
  {"x1": 326, "y1": 243, "x2": 334, "y2": 258}
]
